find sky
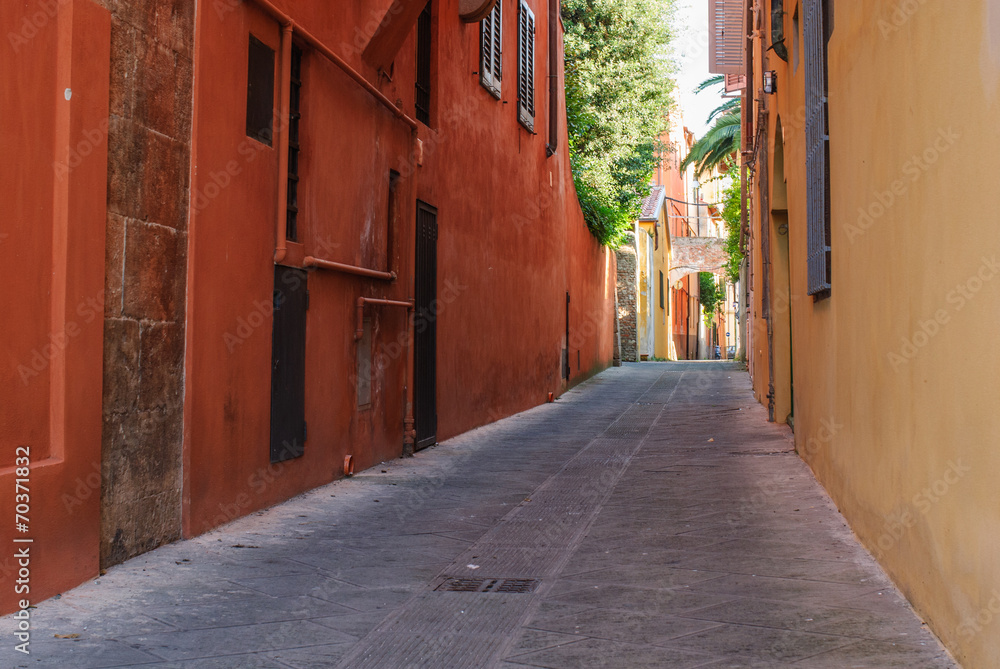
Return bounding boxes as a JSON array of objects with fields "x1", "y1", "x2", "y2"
[{"x1": 671, "y1": 0, "x2": 718, "y2": 138}]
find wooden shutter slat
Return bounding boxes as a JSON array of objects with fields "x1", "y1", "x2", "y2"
[
  {"x1": 517, "y1": 1, "x2": 534, "y2": 130},
  {"x1": 480, "y1": 2, "x2": 502, "y2": 98},
  {"x1": 709, "y1": 0, "x2": 745, "y2": 75},
  {"x1": 804, "y1": 0, "x2": 830, "y2": 295}
]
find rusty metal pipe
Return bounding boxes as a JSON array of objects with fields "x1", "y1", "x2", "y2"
[
  {"x1": 545, "y1": 0, "x2": 559, "y2": 157},
  {"x1": 304, "y1": 256, "x2": 397, "y2": 281},
  {"x1": 274, "y1": 23, "x2": 293, "y2": 264},
  {"x1": 353, "y1": 296, "x2": 418, "y2": 454},
  {"x1": 355, "y1": 296, "x2": 414, "y2": 340},
  {"x1": 251, "y1": 0, "x2": 418, "y2": 130}
]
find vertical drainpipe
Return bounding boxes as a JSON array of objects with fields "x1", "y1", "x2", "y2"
[
  {"x1": 274, "y1": 23, "x2": 293, "y2": 264},
  {"x1": 545, "y1": 0, "x2": 558, "y2": 158}
]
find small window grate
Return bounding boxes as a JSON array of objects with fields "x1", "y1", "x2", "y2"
[{"x1": 435, "y1": 577, "x2": 540, "y2": 593}]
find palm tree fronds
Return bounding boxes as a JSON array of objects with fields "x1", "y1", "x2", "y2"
[{"x1": 680, "y1": 111, "x2": 741, "y2": 177}]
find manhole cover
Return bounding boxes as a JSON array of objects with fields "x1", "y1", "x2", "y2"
[{"x1": 435, "y1": 577, "x2": 540, "y2": 593}]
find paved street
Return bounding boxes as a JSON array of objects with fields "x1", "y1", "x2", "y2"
[{"x1": 1, "y1": 363, "x2": 956, "y2": 668}]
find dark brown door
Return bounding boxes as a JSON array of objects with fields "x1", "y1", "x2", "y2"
[
  {"x1": 269, "y1": 266, "x2": 307, "y2": 463},
  {"x1": 414, "y1": 202, "x2": 438, "y2": 450}
]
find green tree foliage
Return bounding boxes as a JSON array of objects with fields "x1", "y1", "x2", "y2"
[
  {"x1": 719, "y1": 170, "x2": 744, "y2": 283},
  {"x1": 562, "y1": 0, "x2": 676, "y2": 247},
  {"x1": 698, "y1": 272, "x2": 724, "y2": 326}
]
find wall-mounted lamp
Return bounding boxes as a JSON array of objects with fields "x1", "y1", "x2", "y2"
[{"x1": 763, "y1": 70, "x2": 777, "y2": 94}]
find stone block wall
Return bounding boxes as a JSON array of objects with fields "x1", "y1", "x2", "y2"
[
  {"x1": 616, "y1": 232, "x2": 638, "y2": 363},
  {"x1": 98, "y1": 0, "x2": 194, "y2": 567}
]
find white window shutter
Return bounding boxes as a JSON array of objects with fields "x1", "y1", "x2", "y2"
[
  {"x1": 517, "y1": 0, "x2": 535, "y2": 130},
  {"x1": 709, "y1": 0, "x2": 745, "y2": 75},
  {"x1": 480, "y1": 1, "x2": 502, "y2": 98}
]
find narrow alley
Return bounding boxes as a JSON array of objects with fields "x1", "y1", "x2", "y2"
[{"x1": 0, "y1": 364, "x2": 955, "y2": 668}]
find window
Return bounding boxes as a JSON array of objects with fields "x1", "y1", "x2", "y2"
[
  {"x1": 804, "y1": 0, "x2": 831, "y2": 297},
  {"x1": 286, "y1": 43, "x2": 302, "y2": 241},
  {"x1": 246, "y1": 34, "x2": 275, "y2": 145},
  {"x1": 793, "y1": 6, "x2": 800, "y2": 73},
  {"x1": 708, "y1": 0, "x2": 745, "y2": 74},
  {"x1": 659, "y1": 271, "x2": 665, "y2": 310},
  {"x1": 415, "y1": 1, "x2": 432, "y2": 125},
  {"x1": 480, "y1": 0, "x2": 502, "y2": 98},
  {"x1": 517, "y1": 0, "x2": 535, "y2": 131},
  {"x1": 771, "y1": 0, "x2": 787, "y2": 61}
]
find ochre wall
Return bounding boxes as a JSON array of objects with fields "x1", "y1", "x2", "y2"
[
  {"x1": 751, "y1": 1, "x2": 1000, "y2": 666},
  {"x1": 0, "y1": 0, "x2": 110, "y2": 613},
  {"x1": 183, "y1": 0, "x2": 614, "y2": 536}
]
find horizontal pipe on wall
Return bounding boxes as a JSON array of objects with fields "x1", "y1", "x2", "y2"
[
  {"x1": 304, "y1": 256, "x2": 397, "y2": 281},
  {"x1": 355, "y1": 296, "x2": 414, "y2": 340}
]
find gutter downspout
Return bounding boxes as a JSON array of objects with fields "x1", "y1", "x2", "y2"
[
  {"x1": 545, "y1": 0, "x2": 559, "y2": 157},
  {"x1": 252, "y1": 0, "x2": 417, "y2": 130},
  {"x1": 274, "y1": 23, "x2": 293, "y2": 264}
]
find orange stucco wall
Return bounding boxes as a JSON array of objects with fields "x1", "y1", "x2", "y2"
[
  {"x1": 0, "y1": 0, "x2": 613, "y2": 617},
  {"x1": 0, "y1": 0, "x2": 110, "y2": 613},
  {"x1": 182, "y1": 0, "x2": 615, "y2": 536}
]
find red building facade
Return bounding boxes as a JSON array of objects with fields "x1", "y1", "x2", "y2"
[{"x1": 1, "y1": 0, "x2": 615, "y2": 613}]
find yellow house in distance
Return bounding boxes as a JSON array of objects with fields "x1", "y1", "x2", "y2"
[{"x1": 636, "y1": 186, "x2": 674, "y2": 361}]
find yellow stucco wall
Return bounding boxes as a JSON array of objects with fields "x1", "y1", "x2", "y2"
[
  {"x1": 639, "y1": 209, "x2": 672, "y2": 360},
  {"x1": 749, "y1": 1, "x2": 1000, "y2": 666}
]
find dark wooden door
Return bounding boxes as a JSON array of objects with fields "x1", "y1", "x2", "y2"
[
  {"x1": 414, "y1": 202, "x2": 437, "y2": 450},
  {"x1": 269, "y1": 266, "x2": 307, "y2": 463}
]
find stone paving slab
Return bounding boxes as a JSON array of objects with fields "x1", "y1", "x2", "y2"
[{"x1": 0, "y1": 363, "x2": 958, "y2": 667}]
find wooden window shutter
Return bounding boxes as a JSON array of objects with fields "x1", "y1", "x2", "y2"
[
  {"x1": 709, "y1": 0, "x2": 745, "y2": 75},
  {"x1": 804, "y1": 0, "x2": 831, "y2": 296},
  {"x1": 517, "y1": 0, "x2": 535, "y2": 131},
  {"x1": 480, "y1": 0, "x2": 502, "y2": 98}
]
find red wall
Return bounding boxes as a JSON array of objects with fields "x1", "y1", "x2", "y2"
[
  {"x1": 0, "y1": 0, "x2": 110, "y2": 613},
  {"x1": 183, "y1": 0, "x2": 615, "y2": 535}
]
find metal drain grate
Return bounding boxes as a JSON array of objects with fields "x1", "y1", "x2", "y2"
[{"x1": 435, "y1": 577, "x2": 540, "y2": 593}]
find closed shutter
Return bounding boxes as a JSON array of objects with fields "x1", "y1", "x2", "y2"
[
  {"x1": 804, "y1": 0, "x2": 830, "y2": 296},
  {"x1": 480, "y1": 1, "x2": 503, "y2": 98},
  {"x1": 517, "y1": 0, "x2": 535, "y2": 131},
  {"x1": 709, "y1": 0, "x2": 745, "y2": 75}
]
